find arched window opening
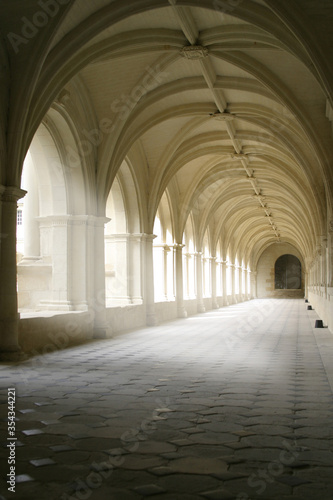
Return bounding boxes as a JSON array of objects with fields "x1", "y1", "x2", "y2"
[
  {"x1": 226, "y1": 252, "x2": 232, "y2": 296},
  {"x1": 275, "y1": 254, "x2": 302, "y2": 289},
  {"x1": 17, "y1": 123, "x2": 71, "y2": 312},
  {"x1": 242, "y1": 260, "x2": 246, "y2": 295},
  {"x1": 153, "y1": 212, "x2": 166, "y2": 301},
  {"x1": 153, "y1": 192, "x2": 175, "y2": 302},
  {"x1": 105, "y1": 160, "x2": 142, "y2": 307},
  {"x1": 234, "y1": 256, "x2": 239, "y2": 295},
  {"x1": 183, "y1": 215, "x2": 195, "y2": 299},
  {"x1": 203, "y1": 231, "x2": 211, "y2": 298},
  {"x1": 105, "y1": 176, "x2": 129, "y2": 306},
  {"x1": 216, "y1": 242, "x2": 222, "y2": 296}
]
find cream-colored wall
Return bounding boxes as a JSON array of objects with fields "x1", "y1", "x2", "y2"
[
  {"x1": 106, "y1": 305, "x2": 146, "y2": 333},
  {"x1": 257, "y1": 243, "x2": 304, "y2": 298},
  {"x1": 19, "y1": 312, "x2": 94, "y2": 354},
  {"x1": 308, "y1": 288, "x2": 333, "y2": 332},
  {"x1": 17, "y1": 263, "x2": 52, "y2": 309}
]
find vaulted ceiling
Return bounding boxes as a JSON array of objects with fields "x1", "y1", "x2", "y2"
[{"x1": 1, "y1": 0, "x2": 332, "y2": 266}]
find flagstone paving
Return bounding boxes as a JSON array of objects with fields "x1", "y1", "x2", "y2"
[{"x1": 0, "y1": 299, "x2": 333, "y2": 499}]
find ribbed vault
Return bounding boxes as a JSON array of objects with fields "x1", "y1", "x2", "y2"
[{"x1": 1, "y1": 0, "x2": 333, "y2": 273}]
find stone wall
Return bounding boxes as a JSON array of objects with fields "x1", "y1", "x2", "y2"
[
  {"x1": 106, "y1": 304, "x2": 146, "y2": 332},
  {"x1": 308, "y1": 287, "x2": 333, "y2": 332}
]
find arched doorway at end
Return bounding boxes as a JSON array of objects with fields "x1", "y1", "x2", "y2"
[{"x1": 275, "y1": 254, "x2": 302, "y2": 290}]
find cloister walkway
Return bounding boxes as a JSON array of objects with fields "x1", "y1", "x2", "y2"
[{"x1": 1, "y1": 299, "x2": 333, "y2": 499}]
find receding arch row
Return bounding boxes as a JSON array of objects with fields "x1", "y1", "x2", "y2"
[
  {"x1": 25, "y1": 0, "x2": 330, "y2": 147},
  {"x1": 14, "y1": 5, "x2": 326, "y2": 193}
]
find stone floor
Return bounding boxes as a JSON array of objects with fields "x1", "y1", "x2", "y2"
[{"x1": 1, "y1": 298, "x2": 333, "y2": 500}]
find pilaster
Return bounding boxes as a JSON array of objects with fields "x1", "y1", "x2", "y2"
[
  {"x1": 144, "y1": 234, "x2": 158, "y2": 326},
  {"x1": 210, "y1": 256, "x2": 219, "y2": 309},
  {"x1": 174, "y1": 243, "x2": 187, "y2": 318},
  {"x1": 0, "y1": 186, "x2": 26, "y2": 359},
  {"x1": 221, "y1": 261, "x2": 228, "y2": 306},
  {"x1": 195, "y1": 251, "x2": 205, "y2": 313}
]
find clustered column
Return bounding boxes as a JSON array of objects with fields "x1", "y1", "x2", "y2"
[
  {"x1": 145, "y1": 234, "x2": 157, "y2": 326},
  {"x1": 195, "y1": 251, "x2": 205, "y2": 313},
  {"x1": 231, "y1": 263, "x2": 236, "y2": 304},
  {"x1": 174, "y1": 243, "x2": 187, "y2": 318},
  {"x1": 211, "y1": 256, "x2": 219, "y2": 309}
]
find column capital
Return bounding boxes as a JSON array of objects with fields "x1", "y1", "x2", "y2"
[
  {"x1": 143, "y1": 233, "x2": 157, "y2": 242},
  {"x1": 173, "y1": 243, "x2": 185, "y2": 250},
  {"x1": 0, "y1": 186, "x2": 27, "y2": 203}
]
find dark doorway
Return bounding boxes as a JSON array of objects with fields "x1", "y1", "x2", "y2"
[{"x1": 275, "y1": 254, "x2": 302, "y2": 289}]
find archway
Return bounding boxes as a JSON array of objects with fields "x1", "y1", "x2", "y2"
[{"x1": 275, "y1": 254, "x2": 302, "y2": 290}]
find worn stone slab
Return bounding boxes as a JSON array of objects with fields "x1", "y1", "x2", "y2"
[{"x1": 169, "y1": 457, "x2": 228, "y2": 475}]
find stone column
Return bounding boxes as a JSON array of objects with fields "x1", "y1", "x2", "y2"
[
  {"x1": 211, "y1": 257, "x2": 219, "y2": 309},
  {"x1": 0, "y1": 186, "x2": 26, "y2": 358},
  {"x1": 69, "y1": 216, "x2": 91, "y2": 311},
  {"x1": 238, "y1": 266, "x2": 243, "y2": 302},
  {"x1": 322, "y1": 237, "x2": 328, "y2": 298},
  {"x1": 145, "y1": 234, "x2": 157, "y2": 326},
  {"x1": 164, "y1": 244, "x2": 172, "y2": 300},
  {"x1": 251, "y1": 271, "x2": 258, "y2": 299},
  {"x1": 231, "y1": 264, "x2": 236, "y2": 304},
  {"x1": 195, "y1": 251, "x2": 205, "y2": 313},
  {"x1": 92, "y1": 216, "x2": 111, "y2": 338},
  {"x1": 174, "y1": 243, "x2": 187, "y2": 318},
  {"x1": 222, "y1": 261, "x2": 228, "y2": 306},
  {"x1": 183, "y1": 252, "x2": 189, "y2": 299},
  {"x1": 245, "y1": 270, "x2": 250, "y2": 300},
  {"x1": 304, "y1": 271, "x2": 308, "y2": 298},
  {"x1": 328, "y1": 220, "x2": 333, "y2": 288},
  {"x1": 128, "y1": 234, "x2": 144, "y2": 304}
]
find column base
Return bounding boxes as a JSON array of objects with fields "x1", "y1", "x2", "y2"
[
  {"x1": 19, "y1": 256, "x2": 42, "y2": 264},
  {"x1": 212, "y1": 300, "x2": 219, "y2": 309},
  {"x1": 0, "y1": 318, "x2": 21, "y2": 360}
]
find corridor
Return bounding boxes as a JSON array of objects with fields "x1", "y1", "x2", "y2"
[{"x1": 1, "y1": 299, "x2": 333, "y2": 499}]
